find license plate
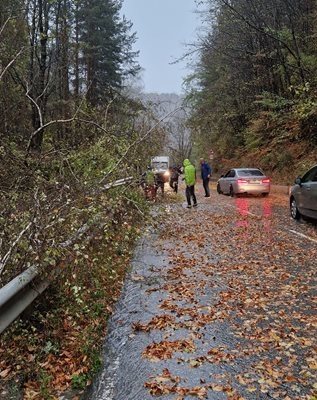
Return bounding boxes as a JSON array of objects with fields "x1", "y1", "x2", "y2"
[{"x1": 250, "y1": 179, "x2": 261, "y2": 184}]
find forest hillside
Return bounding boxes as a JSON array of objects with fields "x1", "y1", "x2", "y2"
[{"x1": 187, "y1": 0, "x2": 317, "y2": 183}]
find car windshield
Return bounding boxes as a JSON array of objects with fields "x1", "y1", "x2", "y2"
[
  {"x1": 237, "y1": 169, "x2": 264, "y2": 177},
  {"x1": 152, "y1": 162, "x2": 168, "y2": 170}
]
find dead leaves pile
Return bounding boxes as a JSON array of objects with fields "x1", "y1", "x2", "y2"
[
  {"x1": 143, "y1": 340, "x2": 196, "y2": 361},
  {"x1": 133, "y1": 315, "x2": 178, "y2": 332}
]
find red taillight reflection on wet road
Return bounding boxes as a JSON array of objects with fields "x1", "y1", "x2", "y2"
[
  {"x1": 235, "y1": 198, "x2": 250, "y2": 238},
  {"x1": 235, "y1": 197, "x2": 273, "y2": 239}
]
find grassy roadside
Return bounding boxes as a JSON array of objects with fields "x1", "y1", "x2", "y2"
[{"x1": 0, "y1": 189, "x2": 151, "y2": 400}]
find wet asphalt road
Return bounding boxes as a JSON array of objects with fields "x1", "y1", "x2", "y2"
[{"x1": 89, "y1": 184, "x2": 317, "y2": 400}]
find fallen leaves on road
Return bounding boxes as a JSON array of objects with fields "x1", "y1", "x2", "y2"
[
  {"x1": 144, "y1": 368, "x2": 209, "y2": 399},
  {"x1": 133, "y1": 315, "x2": 178, "y2": 332},
  {"x1": 143, "y1": 339, "x2": 196, "y2": 361},
  {"x1": 145, "y1": 370, "x2": 246, "y2": 400},
  {"x1": 138, "y1": 193, "x2": 317, "y2": 399}
]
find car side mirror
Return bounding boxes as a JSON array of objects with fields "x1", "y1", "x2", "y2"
[
  {"x1": 295, "y1": 177, "x2": 302, "y2": 185},
  {"x1": 220, "y1": 174, "x2": 224, "y2": 178}
]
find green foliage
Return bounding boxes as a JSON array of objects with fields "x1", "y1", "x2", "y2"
[
  {"x1": 89, "y1": 350, "x2": 103, "y2": 374},
  {"x1": 69, "y1": 137, "x2": 116, "y2": 183},
  {"x1": 276, "y1": 150, "x2": 294, "y2": 169},
  {"x1": 254, "y1": 92, "x2": 294, "y2": 111},
  {"x1": 298, "y1": 108, "x2": 317, "y2": 144},
  {"x1": 71, "y1": 373, "x2": 89, "y2": 390},
  {"x1": 244, "y1": 128, "x2": 263, "y2": 150},
  {"x1": 42, "y1": 340, "x2": 60, "y2": 355},
  {"x1": 259, "y1": 149, "x2": 294, "y2": 171},
  {"x1": 295, "y1": 99, "x2": 317, "y2": 119},
  {"x1": 301, "y1": 54, "x2": 317, "y2": 72},
  {"x1": 39, "y1": 370, "x2": 53, "y2": 399}
]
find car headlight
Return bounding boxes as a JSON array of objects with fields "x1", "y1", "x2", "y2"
[{"x1": 164, "y1": 171, "x2": 170, "y2": 177}]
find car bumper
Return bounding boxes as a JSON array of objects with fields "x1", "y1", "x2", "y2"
[{"x1": 234, "y1": 183, "x2": 270, "y2": 194}]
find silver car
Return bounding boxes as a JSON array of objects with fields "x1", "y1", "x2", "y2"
[
  {"x1": 217, "y1": 168, "x2": 270, "y2": 197},
  {"x1": 289, "y1": 164, "x2": 317, "y2": 220}
]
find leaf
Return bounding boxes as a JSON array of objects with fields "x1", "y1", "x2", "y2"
[
  {"x1": 189, "y1": 359, "x2": 203, "y2": 368},
  {"x1": 0, "y1": 368, "x2": 11, "y2": 378},
  {"x1": 131, "y1": 274, "x2": 145, "y2": 282}
]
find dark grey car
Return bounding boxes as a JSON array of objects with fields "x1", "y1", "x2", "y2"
[{"x1": 289, "y1": 164, "x2": 317, "y2": 220}]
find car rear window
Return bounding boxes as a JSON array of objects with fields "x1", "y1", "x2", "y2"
[{"x1": 237, "y1": 169, "x2": 264, "y2": 176}]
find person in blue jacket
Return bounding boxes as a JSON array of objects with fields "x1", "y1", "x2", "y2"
[{"x1": 200, "y1": 158, "x2": 212, "y2": 197}]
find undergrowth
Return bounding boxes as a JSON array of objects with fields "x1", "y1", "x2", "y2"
[
  {"x1": 0, "y1": 189, "x2": 149, "y2": 399},
  {"x1": 214, "y1": 94, "x2": 317, "y2": 184}
]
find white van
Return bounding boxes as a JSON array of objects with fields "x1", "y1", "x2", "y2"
[{"x1": 151, "y1": 156, "x2": 170, "y2": 183}]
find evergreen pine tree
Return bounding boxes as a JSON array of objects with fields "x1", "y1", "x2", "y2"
[{"x1": 78, "y1": 0, "x2": 139, "y2": 105}]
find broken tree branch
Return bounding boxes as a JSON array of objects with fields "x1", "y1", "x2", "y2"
[
  {"x1": 0, "y1": 222, "x2": 32, "y2": 276},
  {"x1": 99, "y1": 106, "x2": 183, "y2": 184},
  {"x1": 0, "y1": 47, "x2": 25, "y2": 82}
]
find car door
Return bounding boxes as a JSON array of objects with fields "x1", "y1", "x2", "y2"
[
  {"x1": 300, "y1": 166, "x2": 317, "y2": 213},
  {"x1": 219, "y1": 170, "x2": 229, "y2": 193},
  {"x1": 222, "y1": 170, "x2": 235, "y2": 194}
]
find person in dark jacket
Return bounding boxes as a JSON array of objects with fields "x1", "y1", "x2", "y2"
[
  {"x1": 169, "y1": 165, "x2": 181, "y2": 193},
  {"x1": 200, "y1": 158, "x2": 212, "y2": 197},
  {"x1": 155, "y1": 173, "x2": 165, "y2": 196}
]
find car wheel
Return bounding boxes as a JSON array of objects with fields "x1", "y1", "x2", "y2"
[
  {"x1": 290, "y1": 197, "x2": 301, "y2": 220},
  {"x1": 229, "y1": 185, "x2": 234, "y2": 197},
  {"x1": 217, "y1": 183, "x2": 222, "y2": 194}
]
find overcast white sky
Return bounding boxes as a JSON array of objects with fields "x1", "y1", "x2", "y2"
[{"x1": 121, "y1": 0, "x2": 200, "y2": 94}]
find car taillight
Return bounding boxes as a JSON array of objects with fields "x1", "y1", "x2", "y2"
[
  {"x1": 237, "y1": 179, "x2": 248, "y2": 183},
  {"x1": 262, "y1": 178, "x2": 270, "y2": 184}
]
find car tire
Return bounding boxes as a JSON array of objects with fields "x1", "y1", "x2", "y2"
[
  {"x1": 217, "y1": 183, "x2": 222, "y2": 194},
  {"x1": 229, "y1": 185, "x2": 234, "y2": 197},
  {"x1": 290, "y1": 197, "x2": 301, "y2": 220}
]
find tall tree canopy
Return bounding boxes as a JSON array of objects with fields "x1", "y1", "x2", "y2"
[
  {"x1": 0, "y1": 0, "x2": 140, "y2": 149},
  {"x1": 78, "y1": 0, "x2": 139, "y2": 105}
]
